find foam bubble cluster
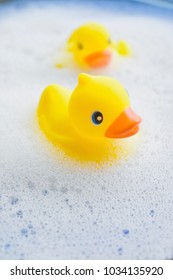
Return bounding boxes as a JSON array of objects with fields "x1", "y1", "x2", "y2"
[{"x1": 0, "y1": 1, "x2": 173, "y2": 260}]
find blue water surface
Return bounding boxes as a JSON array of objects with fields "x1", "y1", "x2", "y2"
[{"x1": 0, "y1": 0, "x2": 173, "y2": 19}]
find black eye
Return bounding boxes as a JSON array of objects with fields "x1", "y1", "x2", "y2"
[
  {"x1": 92, "y1": 111, "x2": 103, "y2": 125},
  {"x1": 108, "y1": 38, "x2": 111, "y2": 44},
  {"x1": 77, "y1": 42, "x2": 83, "y2": 50}
]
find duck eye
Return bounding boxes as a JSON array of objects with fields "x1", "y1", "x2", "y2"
[
  {"x1": 108, "y1": 38, "x2": 111, "y2": 44},
  {"x1": 92, "y1": 111, "x2": 103, "y2": 125},
  {"x1": 77, "y1": 42, "x2": 83, "y2": 50}
]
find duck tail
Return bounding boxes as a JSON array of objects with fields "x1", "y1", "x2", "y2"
[{"x1": 111, "y1": 40, "x2": 132, "y2": 56}]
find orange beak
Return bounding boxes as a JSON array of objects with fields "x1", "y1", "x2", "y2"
[
  {"x1": 85, "y1": 50, "x2": 112, "y2": 68},
  {"x1": 105, "y1": 107, "x2": 142, "y2": 138}
]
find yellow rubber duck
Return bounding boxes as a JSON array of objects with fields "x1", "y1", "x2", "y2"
[
  {"x1": 67, "y1": 22, "x2": 131, "y2": 68},
  {"x1": 37, "y1": 74, "x2": 141, "y2": 147}
]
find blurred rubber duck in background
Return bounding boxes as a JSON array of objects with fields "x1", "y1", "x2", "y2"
[
  {"x1": 37, "y1": 74, "x2": 141, "y2": 146},
  {"x1": 65, "y1": 22, "x2": 131, "y2": 68}
]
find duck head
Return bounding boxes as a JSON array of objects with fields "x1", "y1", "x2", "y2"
[
  {"x1": 69, "y1": 74, "x2": 142, "y2": 139},
  {"x1": 67, "y1": 22, "x2": 112, "y2": 68}
]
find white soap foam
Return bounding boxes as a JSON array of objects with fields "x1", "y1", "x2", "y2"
[{"x1": 0, "y1": 1, "x2": 173, "y2": 259}]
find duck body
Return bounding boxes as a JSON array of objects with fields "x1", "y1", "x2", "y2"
[
  {"x1": 37, "y1": 74, "x2": 141, "y2": 146},
  {"x1": 37, "y1": 84, "x2": 77, "y2": 142}
]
